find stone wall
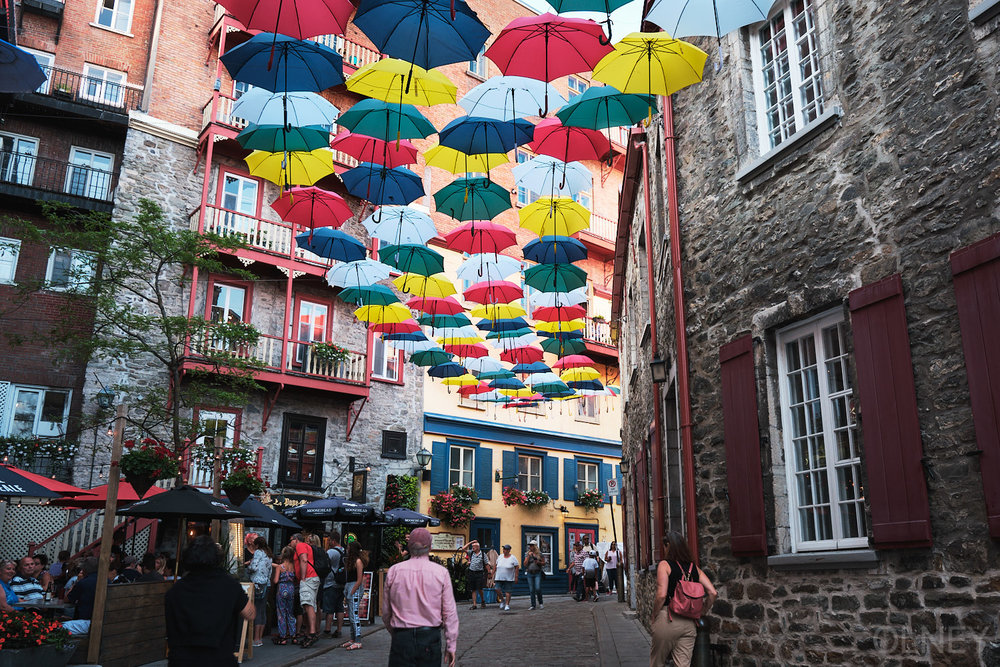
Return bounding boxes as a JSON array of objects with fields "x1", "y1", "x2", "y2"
[{"x1": 617, "y1": 0, "x2": 1000, "y2": 664}]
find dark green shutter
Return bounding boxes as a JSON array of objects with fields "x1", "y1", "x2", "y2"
[
  {"x1": 564, "y1": 458, "x2": 577, "y2": 501},
  {"x1": 475, "y1": 446, "x2": 493, "y2": 500},
  {"x1": 430, "y1": 441, "x2": 448, "y2": 494},
  {"x1": 544, "y1": 455, "x2": 559, "y2": 499}
]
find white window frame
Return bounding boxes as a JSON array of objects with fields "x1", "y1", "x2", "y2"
[
  {"x1": 371, "y1": 336, "x2": 400, "y2": 382},
  {"x1": 94, "y1": 0, "x2": 134, "y2": 34},
  {"x1": 577, "y1": 460, "x2": 599, "y2": 493},
  {"x1": 749, "y1": 0, "x2": 825, "y2": 151},
  {"x1": 0, "y1": 237, "x2": 21, "y2": 284},
  {"x1": 449, "y1": 445, "x2": 475, "y2": 488},
  {"x1": 66, "y1": 146, "x2": 114, "y2": 200},
  {"x1": 210, "y1": 282, "x2": 247, "y2": 324},
  {"x1": 20, "y1": 48, "x2": 54, "y2": 93},
  {"x1": 468, "y1": 47, "x2": 488, "y2": 79},
  {"x1": 191, "y1": 409, "x2": 238, "y2": 487},
  {"x1": 515, "y1": 150, "x2": 539, "y2": 206},
  {"x1": 81, "y1": 64, "x2": 127, "y2": 107},
  {"x1": 0, "y1": 132, "x2": 39, "y2": 187},
  {"x1": 518, "y1": 454, "x2": 542, "y2": 493},
  {"x1": 776, "y1": 309, "x2": 867, "y2": 553},
  {"x1": 2, "y1": 385, "x2": 71, "y2": 438},
  {"x1": 524, "y1": 531, "x2": 555, "y2": 575},
  {"x1": 573, "y1": 191, "x2": 592, "y2": 211},
  {"x1": 575, "y1": 395, "x2": 600, "y2": 424},
  {"x1": 295, "y1": 299, "x2": 329, "y2": 364},
  {"x1": 45, "y1": 248, "x2": 97, "y2": 292},
  {"x1": 567, "y1": 76, "x2": 588, "y2": 99}
]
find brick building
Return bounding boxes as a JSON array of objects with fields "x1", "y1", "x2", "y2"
[{"x1": 613, "y1": 0, "x2": 1000, "y2": 664}]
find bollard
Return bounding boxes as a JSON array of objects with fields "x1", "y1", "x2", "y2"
[{"x1": 693, "y1": 618, "x2": 713, "y2": 667}]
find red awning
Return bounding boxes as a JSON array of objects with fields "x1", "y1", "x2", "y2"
[
  {"x1": 50, "y1": 480, "x2": 167, "y2": 509},
  {"x1": 1, "y1": 465, "x2": 96, "y2": 497}
]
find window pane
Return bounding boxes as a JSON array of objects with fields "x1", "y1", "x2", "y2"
[
  {"x1": 10, "y1": 389, "x2": 41, "y2": 437},
  {"x1": 49, "y1": 249, "x2": 72, "y2": 287},
  {"x1": 40, "y1": 391, "x2": 68, "y2": 424}
]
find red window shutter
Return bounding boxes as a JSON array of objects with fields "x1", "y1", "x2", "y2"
[
  {"x1": 951, "y1": 233, "x2": 1000, "y2": 538},
  {"x1": 719, "y1": 335, "x2": 768, "y2": 556},
  {"x1": 849, "y1": 274, "x2": 932, "y2": 548}
]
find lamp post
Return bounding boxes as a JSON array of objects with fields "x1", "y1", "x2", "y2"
[{"x1": 616, "y1": 458, "x2": 630, "y2": 602}]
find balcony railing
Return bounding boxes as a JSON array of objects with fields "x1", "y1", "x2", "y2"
[
  {"x1": 202, "y1": 93, "x2": 249, "y2": 132},
  {"x1": 0, "y1": 149, "x2": 116, "y2": 203},
  {"x1": 32, "y1": 65, "x2": 143, "y2": 114},
  {"x1": 310, "y1": 33, "x2": 381, "y2": 70},
  {"x1": 584, "y1": 317, "x2": 613, "y2": 346},
  {"x1": 191, "y1": 203, "x2": 335, "y2": 265},
  {"x1": 182, "y1": 446, "x2": 264, "y2": 489},
  {"x1": 583, "y1": 212, "x2": 617, "y2": 242},
  {"x1": 189, "y1": 331, "x2": 367, "y2": 385}
]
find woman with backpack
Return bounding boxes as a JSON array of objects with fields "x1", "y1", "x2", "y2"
[
  {"x1": 341, "y1": 541, "x2": 368, "y2": 651},
  {"x1": 650, "y1": 531, "x2": 718, "y2": 667}
]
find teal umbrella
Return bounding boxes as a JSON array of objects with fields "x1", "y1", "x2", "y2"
[
  {"x1": 417, "y1": 314, "x2": 472, "y2": 328},
  {"x1": 236, "y1": 123, "x2": 332, "y2": 152},
  {"x1": 433, "y1": 177, "x2": 512, "y2": 222},
  {"x1": 532, "y1": 381, "x2": 571, "y2": 394},
  {"x1": 339, "y1": 285, "x2": 400, "y2": 306},
  {"x1": 410, "y1": 349, "x2": 454, "y2": 366},
  {"x1": 524, "y1": 263, "x2": 588, "y2": 292},
  {"x1": 486, "y1": 328, "x2": 534, "y2": 340},
  {"x1": 477, "y1": 369, "x2": 516, "y2": 380},
  {"x1": 338, "y1": 99, "x2": 436, "y2": 141},
  {"x1": 555, "y1": 86, "x2": 658, "y2": 131},
  {"x1": 379, "y1": 244, "x2": 445, "y2": 277},
  {"x1": 540, "y1": 337, "x2": 587, "y2": 356}
]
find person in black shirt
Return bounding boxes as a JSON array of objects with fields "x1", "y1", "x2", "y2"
[
  {"x1": 139, "y1": 553, "x2": 165, "y2": 582},
  {"x1": 114, "y1": 555, "x2": 142, "y2": 583},
  {"x1": 165, "y1": 536, "x2": 254, "y2": 666}
]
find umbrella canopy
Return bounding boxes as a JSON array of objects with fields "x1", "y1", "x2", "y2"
[
  {"x1": 441, "y1": 373, "x2": 481, "y2": 386},
  {"x1": 525, "y1": 263, "x2": 588, "y2": 292},
  {"x1": 326, "y1": 259, "x2": 392, "y2": 288},
  {"x1": 456, "y1": 255, "x2": 522, "y2": 283},
  {"x1": 424, "y1": 145, "x2": 509, "y2": 175},
  {"x1": 0, "y1": 466, "x2": 65, "y2": 498},
  {"x1": 407, "y1": 296, "x2": 465, "y2": 316},
  {"x1": 519, "y1": 197, "x2": 591, "y2": 237},
  {"x1": 555, "y1": 86, "x2": 658, "y2": 130},
  {"x1": 330, "y1": 132, "x2": 418, "y2": 168},
  {"x1": 1, "y1": 465, "x2": 93, "y2": 496},
  {"x1": 490, "y1": 377, "x2": 526, "y2": 390},
  {"x1": 364, "y1": 206, "x2": 437, "y2": 245},
  {"x1": 592, "y1": 32, "x2": 709, "y2": 97},
  {"x1": 371, "y1": 320, "x2": 422, "y2": 334},
  {"x1": 393, "y1": 273, "x2": 457, "y2": 298},
  {"x1": 119, "y1": 485, "x2": 252, "y2": 521},
  {"x1": 427, "y1": 362, "x2": 468, "y2": 378},
  {"x1": 501, "y1": 346, "x2": 545, "y2": 364},
  {"x1": 531, "y1": 286, "x2": 588, "y2": 307},
  {"x1": 644, "y1": 0, "x2": 772, "y2": 38},
  {"x1": 465, "y1": 357, "x2": 507, "y2": 374},
  {"x1": 227, "y1": 495, "x2": 302, "y2": 529},
  {"x1": 355, "y1": 303, "x2": 413, "y2": 324},
  {"x1": 477, "y1": 317, "x2": 530, "y2": 332},
  {"x1": 51, "y1": 480, "x2": 168, "y2": 508},
  {"x1": 296, "y1": 228, "x2": 367, "y2": 261},
  {"x1": 0, "y1": 39, "x2": 47, "y2": 93},
  {"x1": 378, "y1": 244, "x2": 446, "y2": 276},
  {"x1": 353, "y1": 0, "x2": 491, "y2": 70},
  {"x1": 536, "y1": 318, "x2": 586, "y2": 333},
  {"x1": 534, "y1": 304, "x2": 588, "y2": 321},
  {"x1": 438, "y1": 116, "x2": 534, "y2": 155},
  {"x1": 433, "y1": 178, "x2": 512, "y2": 222},
  {"x1": 231, "y1": 89, "x2": 340, "y2": 128},
  {"x1": 523, "y1": 235, "x2": 588, "y2": 264},
  {"x1": 470, "y1": 303, "x2": 527, "y2": 319},
  {"x1": 552, "y1": 353, "x2": 595, "y2": 369},
  {"x1": 216, "y1": 0, "x2": 354, "y2": 39},
  {"x1": 539, "y1": 0, "x2": 634, "y2": 40},
  {"x1": 460, "y1": 76, "x2": 566, "y2": 121},
  {"x1": 443, "y1": 221, "x2": 519, "y2": 255},
  {"x1": 560, "y1": 365, "x2": 600, "y2": 381},
  {"x1": 383, "y1": 331, "x2": 431, "y2": 343},
  {"x1": 342, "y1": 163, "x2": 425, "y2": 205},
  {"x1": 238, "y1": 123, "x2": 332, "y2": 152},
  {"x1": 284, "y1": 495, "x2": 378, "y2": 521},
  {"x1": 220, "y1": 33, "x2": 344, "y2": 92},
  {"x1": 338, "y1": 99, "x2": 437, "y2": 141},
  {"x1": 458, "y1": 382, "x2": 492, "y2": 396},
  {"x1": 445, "y1": 342, "x2": 491, "y2": 358},
  {"x1": 511, "y1": 361, "x2": 552, "y2": 374},
  {"x1": 417, "y1": 313, "x2": 472, "y2": 328},
  {"x1": 339, "y1": 285, "x2": 400, "y2": 306},
  {"x1": 512, "y1": 155, "x2": 592, "y2": 199},
  {"x1": 486, "y1": 328, "x2": 534, "y2": 341},
  {"x1": 382, "y1": 507, "x2": 441, "y2": 527},
  {"x1": 410, "y1": 348, "x2": 454, "y2": 366},
  {"x1": 245, "y1": 148, "x2": 336, "y2": 188},
  {"x1": 530, "y1": 118, "x2": 611, "y2": 163},
  {"x1": 272, "y1": 187, "x2": 353, "y2": 231},
  {"x1": 540, "y1": 337, "x2": 588, "y2": 355},
  {"x1": 464, "y1": 280, "x2": 524, "y2": 304},
  {"x1": 346, "y1": 58, "x2": 458, "y2": 106}
]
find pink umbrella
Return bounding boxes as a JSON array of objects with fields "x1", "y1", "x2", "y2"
[
  {"x1": 443, "y1": 221, "x2": 519, "y2": 255},
  {"x1": 371, "y1": 320, "x2": 422, "y2": 334},
  {"x1": 552, "y1": 353, "x2": 595, "y2": 369},
  {"x1": 407, "y1": 296, "x2": 466, "y2": 316},
  {"x1": 444, "y1": 343, "x2": 491, "y2": 358},
  {"x1": 330, "y1": 131, "x2": 419, "y2": 168},
  {"x1": 271, "y1": 186, "x2": 353, "y2": 232},
  {"x1": 531, "y1": 118, "x2": 611, "y2": 164},
  {"x1": 500, "y1": 346, "x2": 545, "y2": 365},
  {"x1": 464, "y1": 280, "x2": 524, "y2": 304},
  {"x1": 485, "y1": 13, "x2": 614, "y2": 114},
  {"x1": 217, "y1": 0, "x2": 354, "y2": 39},
  {"x1": 459, "y1": 382, "x2": 493, "y2": 396}
]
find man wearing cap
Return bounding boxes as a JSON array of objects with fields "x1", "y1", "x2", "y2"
[
  {"x1": 383, "y1": 528, "x2": 459, "y2": 667},
  {"x1": 493, "y1": 544, "x2": 519, "y2": 611}
]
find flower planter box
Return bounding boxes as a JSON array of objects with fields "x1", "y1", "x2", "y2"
[{"x1": 0, "y1": 643, "x2": 76, "y2": 667}]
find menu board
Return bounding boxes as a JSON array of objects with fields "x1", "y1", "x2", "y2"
[{"x1": 357, "y1": 571, "x2": 374, "y2": 621}]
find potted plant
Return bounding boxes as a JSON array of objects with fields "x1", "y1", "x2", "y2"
[
  {"x1": 220, "y1": 460, "x2": 265, "y2": 506},
  {"x1": 0, "y1": 610, "x2": 74, "y2": 667},
  {"x1": 52, "y1": 83, "x2": 72, "y2": 99},
  {"x1": 523, "y1": 489, "x2": 551, "y2": 509},
  {"x1": 429, "y1": 486, "x2": 477, "y2": 527},
  {"x1": 577, "y1": 488, "x2": 604, "y2": 511},
  {"x1": 502, "y1": 486, "x2": 527, "y2": 507},
  {"x1": 119, "y1": 438, "x2": 180, "y2": 497},
  {"x1": 311, "y1": 342, "x2": 350, "y2": 372}
]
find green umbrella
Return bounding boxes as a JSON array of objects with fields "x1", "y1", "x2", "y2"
[
  {"x1": 411, "y1": 348, "x2": 455, "y2": 366},
  {"x1": 339, "y1": 285, "x2": 400, "y2": 306},
  {"x1": 532, "y1": 381, "x2": 571, "y2": 394},
  {"x1": 478, "y1": 369, "x2": 516, "y2": 380},
  {"x1": 524, "y1": 263, "x2": 588, "y2": 293},
  {"x1": 433, "y1": 177, "x2": 512, "y2": 222},
  {"x1": 418, "y1": 313, "x2": 472, "y2": 328},
  {"x1": 338, "y1": 99, "x2": 436, "y2": 141},
  {"x1": 541, "y1": 337, "x2": 587, "y2": 355},
  {"x1": 236, "y1": 123, "x2": 332, "y2": 152},
  {"x1": 555, "y1": 86, "x2": 658, "y2": 131},
  {"x1": 486, "y1": 328, "x2": 534, "y2": 339},
  {"x1": 378, "y1": 244, "x2": 445, "y2": 276}
]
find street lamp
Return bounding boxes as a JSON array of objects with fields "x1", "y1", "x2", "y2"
[
  {"x1": 619, "y1": 458, "x2": 630, "y2": 476},
  {"x1": 96, "y1": 387, "x2": 116, "y2": 411},
  {"x1": 415, "y1": 447, "x2": 432, "y2": 481},
  {"x1": 649, "y1": 357, "x2": 669, "y2": 383}
]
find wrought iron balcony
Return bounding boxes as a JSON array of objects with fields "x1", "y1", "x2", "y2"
[
  {"x1": 0, "y1": 149, "x2": 117, "y2": 210},
  {"x1": 29, "y1": 65, "x2": 143, "y2": 115}
]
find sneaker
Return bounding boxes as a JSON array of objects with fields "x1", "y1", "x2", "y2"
[
  {"x1": 504, "y1": 604, "x2": 510, "y2": 611},
  {"x1": 529, "y1": 606, "x2": 536, "y2": 610},
  {"x1": 539, "y1": 603, "x2": 544, "y2": 609}
]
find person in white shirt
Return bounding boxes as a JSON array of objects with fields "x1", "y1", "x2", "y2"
[
  {"x1": 582, "y1": 551, "x2": 600, "y2": 602},
  {"x1": 604, "y1": 541, "x2": 622, "y2": 594},
  {"x1": 493, "y1": 545, "x2": 520, "y2": 611}
]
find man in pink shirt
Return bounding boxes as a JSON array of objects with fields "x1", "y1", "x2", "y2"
[{"x1": 382, "y1": 528, "x2": 459, "y2": 666}]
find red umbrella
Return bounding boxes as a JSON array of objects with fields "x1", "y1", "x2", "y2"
[
  {"x1": 443, "y1": 221, "x2": 519, "y2": 255},
  {"x1": 371, "y1": 320, "x2": 422, "y2": 334},
  {"x1": 501, "y1": 345, "x2": 545, "y2": 364},
  {"x1": 444, "y1": 343, "x2": 490, "y2": 358},
  {"x1": 271, "y1": 186, "x2": 353, "y2": 232},
  {"x1": 50, "y1": 480, "x2": 168, "y2": 509},
  {"x1": 458, "y1": 382, "x2": 492, "y2": 396},
  {"x1": 407, "y1": 296, "x2": 465, "y2": 316},
  {"x1": 533, "y1": 305, "x2": 587, "y2": 321},
  {"x1": 330, "y1": 131, "x2": 419, "y2": 168},
  {"x1": 1, "y1": 464, "x2": 95, "y2": 497},
  {"x1": 464, "y1": 280, "x2": 524, "y2": 304},
  {"x1": 531, "y1": 118, "x2": 611, "y2": 163},
  {"x1": 217, "y1": 0, "x2": 354, "y2": 39},
  {"x1": 552, "y1": 353, "x2": 595, "y2": 369}
]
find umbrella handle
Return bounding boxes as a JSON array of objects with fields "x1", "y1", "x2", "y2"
[{"x1": 599, "y1": 17, "x2": 613, "y2": 46}]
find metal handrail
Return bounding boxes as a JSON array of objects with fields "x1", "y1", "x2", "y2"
[
  {"x1": 34, "y1": 64, "x2": 143, "y2": 113},
  {"x1": 0, "y1": 149, "x2": 116, "y2": 202}
]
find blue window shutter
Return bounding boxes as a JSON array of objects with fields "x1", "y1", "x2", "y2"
[
  {"x1": 616, "y1": 464, "x2": 623, "y2": 505},
  {"x1": 502, "y1": 450, "x2": 516, "y2": 489},
  {"x1": 601, "y1": 462, "x2": 613, "y2": 502},
  {"x1": 544, "y1": 455, "x2": 559, "y2": 499},
  {"x1": 430, "y1": 441, "x2": 448, "y2": 494},
  {"x1": 564, "y1": 458, "x2": 577, "y2": 501},
  {"x1": 475, "y1": 446, "x2": 493, "y2": 500}
]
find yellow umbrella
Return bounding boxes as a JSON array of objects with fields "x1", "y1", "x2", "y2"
[
  {"x1": 591, "y1": 32, "x2": 708, "y2": 97},
  {"x1": 499, "y1": 387, "x2": 536, "y2": 398},
  {"x1": 437, "y1": 336, "x2": 484, "y2": 345},
  {"x1": 519, "y1": 197, "x2": 590, "y2": 237},
  {"x1": 560, "y1": 367, "x2": 601, "y2": 383},
  {"x1": 442, "y1": 373, "x2": 480, "y2": 386},
  {"x1": 392, "y1": 273, "x2": 457, "y2": 297},
  {"x1": 354, "y1": 303, "x2": 412, "y2": 324},
  {"x1": 470, "y1": 303, "x2": 527, "y2": 319},
  {"x1": 346, "y1": 58, "x2": 457, "y2": 106},
  {"x1": 424, "y1": 145, "x2": 509, "y2": 175},
  {"x1": 536, "y1": 319, "x2": 585, "y2": 333},
  {"x1": 245, "y1": 149, "x2": 335, "y2": 188}
]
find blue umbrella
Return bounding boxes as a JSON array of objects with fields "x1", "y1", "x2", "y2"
[
  {"x1": 221, "y1": 33, "x2": 344, "y2": 93},
  {"x1": 512, "y1": 361, "x2": 552, "y2": 374},
  {"x1": 568, "y1": 380, "x2": 604, "y2": 391},
  {"x1": 428, "y1": 362, "x2": 468, "y2": 378},
  {"x1": 383, "y1": 331, "x2": 431, "y2": 342},
  {"x1": 478, "y1": 369, "x2": 516, "y2": 380},
  {"x1": 295, "y1": 228, "x2": 367, "y2": 262},
  {"x1": 439, "y1": 116, "x2": 535, "y2": 155},
  {"x1": 523, "y1": 235, "x2": 588, "y2": 264},
  {"x1": 486, "y1": 328, "x2": 534, "y2": 340},
  {"x1": 0, "y1": 39, "x2": 47, "y2": 93},
  {"x1": 476, "y1": 318, "x2": 531, "y2": 332},
  {"x1": 342, "y1": 163, "x2": 424, "y2": 206},
  {"x1": 353, "y1": 0, "x2": 491, "y2": 71},
  {"x1": 490, "y1": 377, "x2": 526, "y2": 390}
]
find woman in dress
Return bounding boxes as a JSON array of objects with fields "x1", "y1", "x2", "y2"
[
  {"x1": 245, "y1": 536, "x2": 273, "y2": 647},
  {"x1": 340, "y1": 542, "x2": 367, "y2": 651},
  {"x1": 650, "y1": 532, "x2": 717, "y2": 667},
  {"x1": 272, "y1": 546, "x2": 297, "y2": 645}
]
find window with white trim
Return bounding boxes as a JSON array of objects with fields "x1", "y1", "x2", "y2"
[
  {"x1": 45, "y1": 248, "x2": 97, "y2": 291},
  {"x1": 449, "y1": 445, "x2": 475, "y2": 488},
  {"x1": 81, "y1": 64, "x2": 127, "y2": 107},
  {"x1": 95, "y1": 0, "x2": 134, "y2": 33},
  {"x1": 575, "y1": 395, "x2": 600, "y2": 423},
  {"x1": 0, "y1": 238, "x2": 20, "y2": 284},
  {"x1": 750, "y1": 0, "x2": 825, "y2": 151},
  {"x1": 371, "y1": 336, "x2": 399, "y2": 381},
  {"x1": 0, "y1": 133, "x2": 39, "y2": 187},
  {"x1": 517, "y1": 454, "x2": 541, "y2": 492},
  {"x1": 3, "y1": 386, "x2": 71, "y2": 438},
  {"x1": 776, "y1": 310, "x2": 867, "y2": 551},
  {"x1": 191, "y1": 409, "x2": 239, "y2": 487},
  {"x1": 573, "y1": 191, "x2": 591, "y2": 211},
  {"x1": 20, "y1": 49, "x2": 54, "y2": 93},
  {"x1": 66, "y1": 147, "x2": 114, "y2": 200},
  {"x1": 577, "y1": 460, "x2": 598, "y2": 493},
  {"x1": 524, "y1": 531, "x2": 554, "y2": 575},
  {"x1": 567, "y1": 76, "x2": 588, "y2": 99},
  {"x1": 468, "y1": 47, "x2": 488, "y2": 78},
  {"x1": 515, "y1": 150, "x2": 539, "y2": 206}
]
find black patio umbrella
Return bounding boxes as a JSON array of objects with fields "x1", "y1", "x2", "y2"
[
  {"x1": 381, "y1": 507, "x2": 441, "y2": 527},
  {"x1": 0, "y1": 466, "x2": 61, "y2": 498},
  {"x1": 282, "y1": 495, "x2": 380, "y2": 522},
  {"x1": 226, "y1": 495, "x2": 301, "y2": 530},
  {"x1": 118, "y1": 485, "x2": 254, "y2": 521}
]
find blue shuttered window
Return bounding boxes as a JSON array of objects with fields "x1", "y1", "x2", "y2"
[
  {"x1": 544, "y1": 455, "x2": 559, "y2": 499},
  {"x1": 564, "y1": 458, "x2": 577, "y2": 501},
  {"x1": 615, "y1": 464, "x2": 623, "y2": 505},
  {"x1": 430, "y1": 441, "x2": 448, "y2": 494},
  {"x1": 600, "y1": 462, "x2": 613, "y2": 502},
  {"x1": 502, "y1": 450, "x2": 516, "y2": 486},
  {"x1": 475, "y1": 447, "x2": 493, "y2": 500}
]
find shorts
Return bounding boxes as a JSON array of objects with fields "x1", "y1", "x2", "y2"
[
  {"x1": 495, "y1": 580, "x2": 513, "y2": 593},
  {"x1": 299, "y1": 576, "x2": 320, "y2": 609},
  {"x1": 322, "y1": 585, "x2": 345, "y2": 615},
  {"x1": 585, "y1": 574, "x2": 597, "y2": 586},
  {"x1": 466, "y1": 569, "x2": 485, "y2": 590}
]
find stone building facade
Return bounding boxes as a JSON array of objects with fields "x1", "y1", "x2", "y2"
[{"x1": 614, "y1": 0, "x2": 1000, "y2": 664}]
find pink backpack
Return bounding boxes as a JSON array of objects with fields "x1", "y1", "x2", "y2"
[{"x1": 667, "y1": 562, "x2": 706, "y2": 620}]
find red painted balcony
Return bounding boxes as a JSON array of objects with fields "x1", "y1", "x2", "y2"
[{"x1": 583, "y1": 316, "x2": 617, "y2": 359}]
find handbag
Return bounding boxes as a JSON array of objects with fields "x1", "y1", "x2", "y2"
[{"x1": 667, "y1": 562, "x2": 706, "y2": 620}]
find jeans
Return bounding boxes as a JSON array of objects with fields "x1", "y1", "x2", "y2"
[
  {"x1": 388, "y1": 626, "x2": 441, "y2": 667},
  {"x1": 605, "y1": 567, "x2": 617, "y2": 592},
  {"x1": 346, "y1": 586, "x2": 361, "y2": 640},
  {"x1": 525, "y1": 573, "x2": 543, "y2": 607}
]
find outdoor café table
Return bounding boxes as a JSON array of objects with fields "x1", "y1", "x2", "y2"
[{"x1": 17, "y1": 599, "x2": 76, "y2": 618}]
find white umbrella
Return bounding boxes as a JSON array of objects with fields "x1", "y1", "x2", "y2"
[
  {"x1": 459, "y1": 76, "x2": 567, "y2": 121},
  {"x1": 363, "y1": 206, "x2": 437, "y2": 245},
  {"x1": 465, "y1": 357, "x2": 507, "y2": 374},
  {"x1": 489, "y1": 333, "x2": 539, "y2": 350},
  {"x1": 644, "y1": 0, "x2": 772, "y2": 38},
  {"x1": 397, "y1": 340, "x2": 440, "y2": 354},
  {"x1": 434, "y1": 326, "x2": 482, "y2": 339},
  {"x1": 231, "y1": 89, "x2": 340, "y2": 127},
  {"x1": 456, "y1": 254, "x2": 523, "y2": 283},
  {"x1": 512, "y1": 155, "x2": 592, "y2": 199},
  {"x1": 527, "y1": 372, "x2": 562, "y2": 385},
  {"x1": 326, "y1": 259, "x2": 391, "y2": 288},
  {"x1": 530, "y1": 286, "x2": 588, "y2": 308}
]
